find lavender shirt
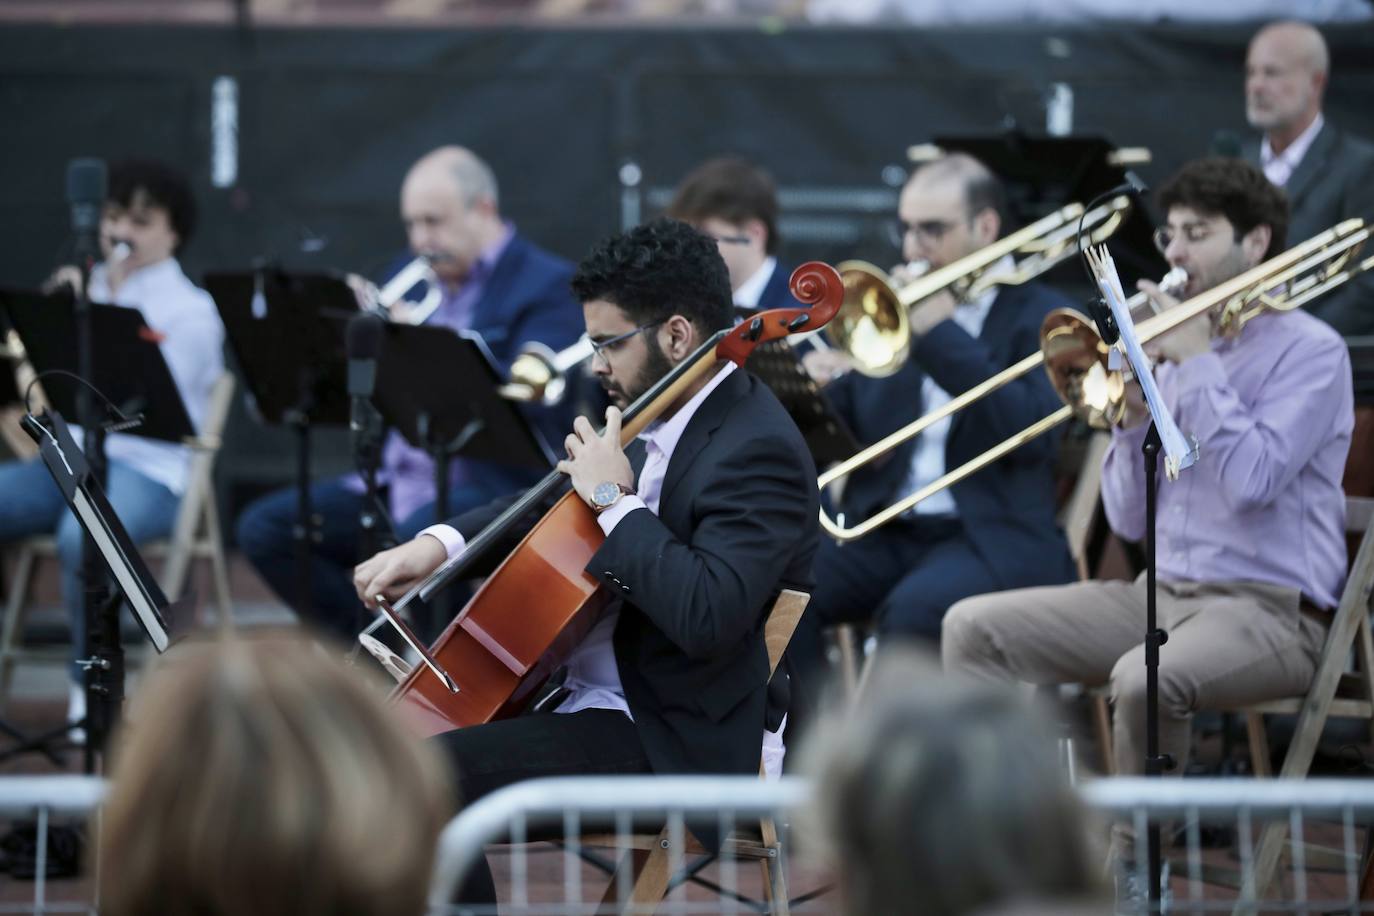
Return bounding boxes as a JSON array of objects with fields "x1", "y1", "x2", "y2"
[
  {"x1": 374, "y1": 224, "x2": 515, "y2": 522},
  {"x1": 1101, "y1": 309, "x2": 1352, "y2": 609}
]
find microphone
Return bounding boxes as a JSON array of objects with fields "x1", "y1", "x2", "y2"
[
  {"x1": 347, "y1": 313, "x2": 386, "y2": 470},
  {"x1": 66, "y1": 158, "x2": 106, "y2": 263}
]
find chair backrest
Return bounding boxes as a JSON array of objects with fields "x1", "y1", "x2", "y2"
[
  {"x1": 167, "y1": 372, "x2": 236, "y2": 545},
  {"x1": 764, "y1": 589, "x2": 810, "y2": 678},
  {"x1": 1058, "y1": 431, "x2": 1110, "y2": 580}
]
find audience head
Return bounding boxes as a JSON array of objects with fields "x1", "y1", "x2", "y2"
[
  {"x1": 99, "y1": 633, "x2": 452, "y2": 916},
  {"x1": 898, "y1": 153, "x2": 1006, "y2": 271},
  {"x1": 401, "y1": 145, "x2": 505, "y2": 283},
  {"x1": 1155, "y1": 157, "x2": 1289, "y2": 297},
  {"x1": 102, "y1": 158, "x2": 197, "y2": 270},
  {"x1": 803, "y1": 649, "x2": 1103, "y2": 916},
  {"x1": 666, "y1": 156, "x2": 780, "y2": 293},
  {"x1": 1246, "y1": 21, "x2": 1329, "y2": 142},
  {"x1": 571, "y1": 217, "x2": 733, "y2": 408}
]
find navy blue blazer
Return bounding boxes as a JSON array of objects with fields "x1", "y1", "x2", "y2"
[
  {"x1": 384, "y1": 233, "x2": 584, "y2": 495},
  {"x1": 824, "y1": 280, "x2": 1077, "y2": 589}
]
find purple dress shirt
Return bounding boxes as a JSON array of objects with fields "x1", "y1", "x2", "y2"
[
  {"x1": 376, "y1": 224, "x2": 516, "y2": 523},
  {"x1": 1101, "y1": 309, "x2": 1352, "y2": 609}
]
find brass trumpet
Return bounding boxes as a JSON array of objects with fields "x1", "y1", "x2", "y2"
[
  {"x1": 818, "y1": 218, "x2": 1373, "y2": 542},
  {"x1": 829, "y1": 196, "x2": 1133, "y2": 377},
  {"x1": 498, "y1": 337, "x2": 595, "y2": 405}
]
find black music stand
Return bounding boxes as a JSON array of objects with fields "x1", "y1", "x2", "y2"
[
  {"x1": 0, "y1": 288, "x2": 196, "y2": 764},
  {"x1": 204, "y1": 270, "x2": 356, "y2": 623},
  {"x1": 928, "y1": 132, "x2": 1163, "y2": 283},
  {"x1": 0, "y1": 410, "x2": 182, "y2": 765},
  {"x1": 371, "y1": 322, "x2": 552, "y2": 637},
  {"x1": 0, "y1": 288, "x2": 197, "y2": 443},
  {"x1": 746, "y1": 341, "x2": 858, "y2": 468}
]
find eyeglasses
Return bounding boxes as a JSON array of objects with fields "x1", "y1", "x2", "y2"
[
  {"x1": 589, "y1": 320, "x2": 665, "y2": 363},
  {"x1": 888, "y1": 218, "x2": 963, "y2": 248},
  {"x1": 1152, "y1": 222, "x2": 1222, "y2": 255}
]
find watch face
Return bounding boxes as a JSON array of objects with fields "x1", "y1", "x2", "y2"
[{"x1": 592, "y1": 481, "x2": 621, "y2": 508}]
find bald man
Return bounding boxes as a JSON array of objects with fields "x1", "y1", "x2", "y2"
[
  {"x1": 1243, "y1": 20, "x2": 1374, "y2": 336},
  {"x1": 787, "y1": 153, "x2": 1076, "y2": 714},
  {"x1": 236, "y1": 146, "x2": 583, "y2": 639}
]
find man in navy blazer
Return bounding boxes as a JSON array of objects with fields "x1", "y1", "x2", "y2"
[
  {"x1": 235, "y1": 146, "x2": 583, "y2": 639},
  {"x1": 791, "y1": 153, "x2": 1077, "y2": 695},
  {"x1": 1242, "y1": 20, "x2": 1374, "y2": 336}
]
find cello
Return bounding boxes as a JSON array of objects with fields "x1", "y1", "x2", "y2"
[{"x1": 363, "y1": 261, "x2": 843, "y2": 737}]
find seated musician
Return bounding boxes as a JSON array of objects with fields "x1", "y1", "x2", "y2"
[
  {"x1": 789, "y1": 152, "x2": 1077, "y2": 699},
  {"x1": 665, "y1": 155, "x2": 802, "y2": 315},
  {"x1": 942, "y1": 157, "x2": 1351, "y2": 883},
  {"x1": 235, "y1": 145, "x2": 584, "y2": 640},
  {"x1": 352, "y1": 217, "x2": 819, "y2": 903}
]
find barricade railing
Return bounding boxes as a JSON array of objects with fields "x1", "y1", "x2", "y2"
[{"x1": 0, "y1": 775, "x2": 104, "y2": 916}]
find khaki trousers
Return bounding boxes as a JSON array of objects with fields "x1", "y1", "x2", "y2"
[{"x1": 941, "y1": 575, "x2": 1328, "y2": 777}]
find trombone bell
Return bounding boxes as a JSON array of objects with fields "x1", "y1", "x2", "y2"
[
  {"x1": 1040, "y1": 309, "x2": 1126, "y2": 430},
  {"x1": 827, "y1": 261, "x2": 911, "y2": 378}
]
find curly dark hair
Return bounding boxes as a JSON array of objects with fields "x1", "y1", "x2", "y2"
[
  {"x1": 666, "y1": 156, "x2": 781, "y2": 255},
  {"x1": 1157, "y1": 157, "x2": 1288, "y2": 259},
  {"x1": 570, "y1": 217, "x2": 734, "y2": 335},
  {"x1": 108, "y1": 159, "x2": 198, "y2": 252}
]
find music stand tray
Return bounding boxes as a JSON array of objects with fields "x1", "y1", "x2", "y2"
[
  {"x1": 23, "y1": 409, "x2": 177, "y2": 651},
  {"x1": 0, "y1": 288, "x2": 196, "y2": 443},
  {"x1": 374, "y1": 323, "x2": 552, "y2": 471},
  {"x1": 746, "y1": 341, "x2": 858, "y2": 468}
]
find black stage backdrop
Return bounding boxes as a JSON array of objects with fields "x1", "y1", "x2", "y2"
[{"x1": 2, "y1": 22, "x2": 1372, "y2": 522}]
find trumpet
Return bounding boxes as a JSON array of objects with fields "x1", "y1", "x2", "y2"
[
  {"x1": 375, "y1": 255, "x2": 443, "y2": 324},
  {"x1": 498, "y1": 337, "x2": 595, "y2": 405},
  {"x1": 818, "y1": 219, "x2": 1373, "y2": 542},
  {"x1": 829, "y1": 196, "x2": 1133, "y2": 377}
]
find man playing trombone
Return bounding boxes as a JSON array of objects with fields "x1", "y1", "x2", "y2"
[
  {"x1": 235, "y1": 146, "x2": 584, "y2": 639},
  {"x1": 943, "y1": 158, "x2": 1351, "y2": 885},
  {"x1": 790, "y1": 153, "x2": 1077, "y2": 699}
]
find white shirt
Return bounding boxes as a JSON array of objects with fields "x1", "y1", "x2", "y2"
[
  {"x1": 87, "y1": 258, "x2": 225, "y2": 495},
  {"x1": 900, "y1": 257, "x2": 1007, "y2": 516},
  {"x1": 421, "y1": 360, "x2": 788, "y2": 776},
  {"x1": 1261, "y1": 113, "x2": 1325, "y2": 188},
  {"x1": 733, "y1": 257, "x2": 777, "y2": 312}
]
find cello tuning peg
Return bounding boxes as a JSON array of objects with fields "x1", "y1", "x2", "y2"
[{"x1": 787, "y1": 314, "x2": 811, "y2": 332}]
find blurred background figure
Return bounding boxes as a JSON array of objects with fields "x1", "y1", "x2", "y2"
[
  {"x1": 98, "y1": 633, "x2": 452, "y2": 916},
  {"x1": 802, "y1": 648, "x2": 1106, "y2": 916}
]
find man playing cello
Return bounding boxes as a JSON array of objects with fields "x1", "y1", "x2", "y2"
[{"x1": 353, "y1": 218, "x2": 820, "y2": 903}]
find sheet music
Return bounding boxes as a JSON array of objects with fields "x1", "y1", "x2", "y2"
[{"x1": 1087, "y1": 247, "x2": 1198, "y2": 479}]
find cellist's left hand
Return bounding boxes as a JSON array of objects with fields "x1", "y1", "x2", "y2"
[{"x1": 557, "y1": 406, "x2": 635, "y2": 507}]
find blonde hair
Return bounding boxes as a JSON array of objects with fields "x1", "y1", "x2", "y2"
[{"x1": 99, "y1": 633, "x2": 452, "y2": 916}]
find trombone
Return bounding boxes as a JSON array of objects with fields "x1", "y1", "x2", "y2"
[
  {"x1": 818, "y1": 218, "x2": 1374, "y2": 542},
  {"x1": 830, "y1": 196, "x2": 1134, "y2": 377},
  {"x1": 498, "y1": 337, "x2": 595, "y2": 406}
]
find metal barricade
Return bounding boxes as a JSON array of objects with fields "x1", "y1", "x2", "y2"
[
  {"x1": 0, "y1": 775, "x2": 104, "y2": 916},
  {"x1": 428, "y1": 775, "x2": 821, "y2": 915},
  {"x1": 1083, "y1": 777, "x2": 1374, "y2": 914}
]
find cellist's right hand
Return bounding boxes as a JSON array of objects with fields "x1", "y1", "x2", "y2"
[{"x1": 353, "y1": 536, "x2": 446, "y2": 610}]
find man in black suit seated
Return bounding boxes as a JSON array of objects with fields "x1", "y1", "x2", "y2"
[
  {"x1": 1243, "y1": 20, "x2": 1374, "y2": 336},
  {"x1": 790, "y1": 152, "x2": 1077, "y2": 690},
  {"x1": 352, "y1": 217, "x2": 819, "y2": 903},
  {"x1": 666, "y1": 155, "x2": 802, "y2": 315}
]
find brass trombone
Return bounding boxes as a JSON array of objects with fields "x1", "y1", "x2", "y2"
[
  {"x1": 818, "y1": 218, "x2": 1373, "y2": 542},
  {"x1": 829, "y1": 196, "x2": 1133, "y2": 377}
]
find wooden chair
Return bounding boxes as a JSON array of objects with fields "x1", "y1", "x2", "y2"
[
  {"x1": 578, "y1": 588, "x2": 810, "y2": 915},
  {"x1": 0, "y1": 372, "x2": 237, "y2": 695}
]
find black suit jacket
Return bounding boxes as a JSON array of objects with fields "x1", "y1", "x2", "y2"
[
  {"x1": 1244, "y1": 122, "x2": 1374, "y2": 336},
  {"x1": 448, "y1": 367, "x2": 819, "y2": 779},
  {"x1": 824, "y1": 280, "x2": 1076, "y2": 588}
]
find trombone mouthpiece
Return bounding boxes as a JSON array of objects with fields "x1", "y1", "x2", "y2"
[
  {"x1": 1160, "y1": 266, "x2": 1188, "y2": 295},
  {"x1": 110, "y1": 241, "x2": 132, "y2": 264}
]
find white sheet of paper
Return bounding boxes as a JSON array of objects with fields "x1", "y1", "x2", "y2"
[{"x1": 1093, "y1": 250, "x2": 1198, "y2": 479}]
